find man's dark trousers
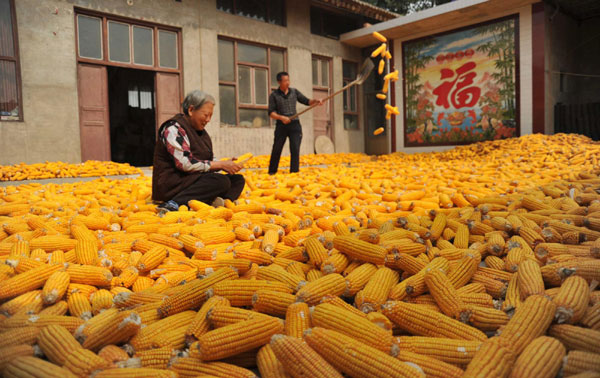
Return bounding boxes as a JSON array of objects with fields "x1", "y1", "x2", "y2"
[{"x1": 268, "y1": 120, "x2": 302, "y2": 174}]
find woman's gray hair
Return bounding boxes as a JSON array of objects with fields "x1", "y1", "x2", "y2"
[{"x1": 182, "y1": 90, "x2": 216, "y2": 115}]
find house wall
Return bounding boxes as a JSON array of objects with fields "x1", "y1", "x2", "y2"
[
  {"x1": 0, "y1": 0, "x2": 364, "y2": 165},
  {"x1": 545, "y1": 6, "x2": 600, "y2": 134},
  {"x1": 392, "y1": 5, "x2": 534, "y2": 153}
]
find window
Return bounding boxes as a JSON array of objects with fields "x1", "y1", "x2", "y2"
[
  {"x1": 218, "y1": 38, "x2": 286, "y2": 127},
  {"x1": 217, "y1": 0, "x2": 286, "y2": 26},
  {"x1": 76, "y1": 11, "x2": 179, "y2": 71},
  {"x1": 343, "y1": 61, "x2": 359, "y2": 130},
  {"x1": 310, "y1": 6, "x2": 377, "y2": 40},
  {"x1": 0, "y1": 0, "x2": 22, "y2": 121}
]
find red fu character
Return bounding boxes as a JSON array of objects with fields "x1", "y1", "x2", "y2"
[{"x1": 433, "y1": 61, "x2": 481, "y2": 109}]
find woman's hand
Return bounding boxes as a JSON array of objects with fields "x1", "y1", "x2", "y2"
[{"x1": 212, "y1": 160, "x2": 242, "y2": 174}]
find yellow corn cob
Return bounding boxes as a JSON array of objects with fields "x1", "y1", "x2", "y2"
[
  {"x1": 210, "y1": 280, "x2": 292, "y2": 307},
  {"x1": 207, "y1": 306, "x2": 272, "y2": 328},
  {"x1": 385, "y1": 253, "x2": 427, "y2": 275},
  {"x1": 252, "y1": 289, "x2": 296, "y2": 317},
  {"x1": 517, "y1": 259, "x2": 545, "y2": 299},
  {"x1": 129, "y1": 310, "x2": 194, "y2": 352},
  {"x1": 186, "y1": 296, "x2": 231, "y2": 344},
  {"x1": 313, "y1": 302, "x2": 398, "y2": 355},
  {"x1": 397, "y1": 350, "x2": 464, "y2": 378},
  {"x1": 114, "y1": 266, "x2": 139, "y2": 288},
  {"x1": 39, "y1": 300, "x2": 69, "y2": 316},
  {"x1": 581, "y1": 302, "x2": 600, "y2": 330},
  {"x1": 284, "y1": 302, "x2": 312, "y2": 339},
  {"x1": 396, "y1": 336, "x2": 482, "y2": 366},
  {"x1": 90, "y1": 289, "x2": 113, "y2": 314},
  {"x1": 9, "y1": 240, "x2": 30, "y2": 258},
  {"x1": 0, "y1": 290, "x2": 41, "y2": 316},
  {"x1": 355, "y1": 267, "x2": 399, "y2": 313},
  {"x1": 29, "y1": 235, "x2": 77, "y2": 251},
  {"x1": 562, "y1": 350, "x2": 600, "y2": 376},
  {"x1": 463, "y1": 337, "x2": 516, "y2": 378},
  {"x1": 169, "y1": 356, "x2": 257, "y2": 378},
  {"x1": 0, "y1": 326, "x2": 40, "y2": 349},
  {"x1": 136, "y1": 245, "x2": 168, "y2": 272},
  {"x1": 233, "y1": 248, "x2": 274, "y2": 265},
  {"x1": 425, "y1": 267, "x2": 471, "y2": 321},
  {"x1": 190, "y1": 316, "x2": 284, "y2": 361},
  {"x1": 454, "y1": 224, "x2": 470, "y2": 249},
  {"x1": 94, "y1": 368, "x2": 177, "y2": 378},
  {"x1": 270, "y1": 334, "x2": 343, "y2": 377},
  {"x1": 429, "y1": 212, "x2": 447, "y2": 241},
  {"x1": 262, "y1": 229, "x2": 281, "y2": 254},
  {"x1": 157, "y1": 267, "x2": 238, "y2": 317},
  {"x1": 467, "y1": 305, "x2": 509, "y2": 331},
  {"x1": 304, "y1": 236, "x2": 329, "y2": 268},
  {"x1": 67, "y1": 291, "x2": 92, "y2": 320},
  {"x1": 510, "y1": 336, "x2": 565, "y2": 378},
  {"x1": 304, "y1": 327, "x2": 424, "y2": 378},
  {"x1": 447, "y1": 254, "x2": 479, "y2": 289},
  {"x1": 98, "y1": 345, "x2": 129, "y2": 366},
  {"x1": 390, "y1": 257, "x2": 449, "y2": 299},
  {"x1": 37, "y1": 324, "x2": 83, "y2": 365},
  {"x1": 133, "y1": 347, "x2": 173, "y2": 369},
  {"x1": 460, "y1": 292, "x2": 494, "y2": 308},
  {"x1": 306, "y1": 268, "x2": 323, "y2": 282},
  {"x1": 333, "y1": 235, "x2": 386, "y2": 265},
  {"x1": 365, "y1": 311, "x2": 393, "y2": 333},
  {"x1": 382, "y1": 301, "x2": 486, "y2": 341},
  {"x1": 82, "y1": 310, "x2": 141, "y2": 351},
  {"x1": 553, "y1": 275, "x2": 590, "y2": 324},
  {"x1": 498, "y1": 294, "x2": 557, "y2": 354},
  {"x1": 66, "y1": 264, "x2": 113, "y2": 286},
  {"x1": 256, "y1": 265, "x2": 305, "y2": 290},
  {"x1": 470, "y1": 272, "x2": 508, "y2": 299},
  {"x1": 0, "y1": 344, "x2": 35, "y2": 370},
  {"x1": 63, "y1": 348, "x2": 110, "y2": 377},
  {"x1": 484, "y1": 255, "x2": 504, "y2": 271},
  {"x1": 549, "y1": 324, "x2": 600, "y2": 353},
  {"x1": 150, "y1": 323, "x2": 189, "y2": 349},
  {"x1": 4, "y1": 356, "x2": 77, "y2": 378},
  {"x1": 257, "y1": 344, "x2": 290, "y2": 378},
  {"x1": 132, "y1": 276, "x2": 154, "y2": 292},
  {"x1": 74, "y1": 239, "x2": 98, "y2": 266},
  {"x1": 42, "y1": 270, "x2": 70, "y2": 304},
  {"x1": 295, "y1": 273, "x2": 347, "y2": 305},
  {"x1": 0, "y1": 263, "x2": 63, "y2": 300}
]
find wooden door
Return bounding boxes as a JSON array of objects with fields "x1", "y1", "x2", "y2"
[
  {"x1": 77, "y1": 64, "x2": 111, "y2": 161},
  {"x1": 155, "y1": 72, "x2": 181, "y2": 133},
  {"x1": 312, "y1": 56, "x2": 333, "y2": 140}
]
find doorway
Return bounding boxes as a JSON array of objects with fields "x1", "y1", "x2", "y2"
[
  {"x1": 107, "y1": 67, "x2": 156, "y2": 166},
  {"x1": 312, "y1": 56, "x2": 333, "y2": 141},
  {"x1": 363, "y1": 48, "x2": 389, "y2": 155}
]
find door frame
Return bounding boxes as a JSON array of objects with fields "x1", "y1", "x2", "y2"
[
  {"x1": 74, "y1": 8, "x2": 183, "y2": 161},
  {"x1": 311, "y1": 54, "x2": 334, "y2": 142}
]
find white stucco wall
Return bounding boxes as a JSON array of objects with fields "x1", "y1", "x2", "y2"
[{"x1": 392, "y1": 5, "x2": 534, "y2": 153}]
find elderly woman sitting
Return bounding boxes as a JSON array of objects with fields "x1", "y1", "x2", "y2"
[{"x1": 152, "y1": 90, "x2": 245, "y2": 212}]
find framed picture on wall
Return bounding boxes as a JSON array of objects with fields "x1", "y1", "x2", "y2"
[{"x1": 402, "y1": 14, "x2": 520, "y2": 147}]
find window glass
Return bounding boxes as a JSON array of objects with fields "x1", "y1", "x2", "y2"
[
  {"x1": 270, "y1": 50, "x2": 284, "y2": 86},
  {"x1": 108, "y1": 21, "x2": 130, "y2": 62},
  {"x1": 133, "y1": 26, "x2": 153, "y2": 65},
  {"x1": 219, "y1": 85, "x2": 236, "y2": 125},
  {"x1": 312, "y1": 59, "x2": 319, "y2": 86},
  {"x1": 267, "y1": 0, "x2": 285, "y2": 25},
  {"x1": 238, "y1": 42, "x2": 267, "y2": 65},
  {"x1": 237, "y1": 0, "x2": 267, "y2": 22},
  {"x1": 344, "y1": 114, "x2": 358, "y2": 130},
  {"x1": 0, "y1": 60, "x2": 19, "y2": 120},
  {"x1": 0, "y1": 0, "x2": 15, "y2": 57},
  {"x1": 158, "y1": 30, "x2": 178, "y2": 68},
  {"x1": 254, "y1": 68, "x2": 268, "y2": 105},
  {"x1": 218, "y1": 39, "x2": 235, "y2": 82},
  {"x1": 238, "y1": 66, "x2": 252, "y2": 104},
  {"x1": 77, "y1": 15, "x2": 102, "y2": 59},
  {"x1": 321, "y1": 60, "x2": 329, "y2": 87},
  {"x1": 240, "y1": 108, "x2": 268, "y2": 127}
]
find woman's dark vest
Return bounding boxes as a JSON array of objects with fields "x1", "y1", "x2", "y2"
[{"x1": 152, "y1": 114, "x2": 213, "y2": 202}]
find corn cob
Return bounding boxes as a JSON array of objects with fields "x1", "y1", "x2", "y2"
[
  {"x1": 257, "y1": 344, "x2": 290, "y2": 378},
  {"x1": 447, "y1": 254, "x2": 479, "y2": 289},
  {"x1": 39, "y1": 300, "x2": 69, "y2": 316},
  {"x1": 0, "y1": 344, "x2": 35, "y2": 370},
  {"x1": 63, "y1": 348, "x2": 110, "y2": 377},
  {"x1": 467, "y1": 305, "x2": 509, "y2": 331},
  {"x1": 157, "y1": 267, "x2": 238, "y2": 317},
  {"x1": 37, "y1": 324, "x2": 83, "y2": 365},
  {"x1": 94, "y1": 368, "x2": 178, "y2": 378},
  {"x1": 463, "y1": 337, "x2": 516, "y2": 378},
  {"x1": 74, "y1": 239, "x2": 99, "y2": 265},
  {"x1": 190, "y1": 316, "x2": 284, "y2": 361},
  {"x1": 509, "y1": 336, "x2": 566, "y2": 378},
  {"x1": 425, "y1": 268, "x2": 470, "y2": 321},
  {"x1": 397, "y1": 350, "x2": 464, "y2": 378},
  {"x1": 186, "y1": 296, "x2": 230, "y2": 344},
  {"x1": 582, "y1": 302, "x2": 600, "y2": 330},
  {"x1": 206, "y1": 306, "x2": 272, "y2": 328},
  {"x1": 396, "y1": 336, "x2": 482, "y2": 366},
  {"x1": 295, "y1": 273, "x2": 347, "y2": 305},
  {"x1": 42, "y1": 270, "x2": 70, "y2": 304},
  {"x1": 553, "y1": 275, "x2": 590, "y2": 324},
  {"x1": 382, "y1": 301, "x2": 486, "y2": 341},
  {"x1": 82, "y1": 310, "x2": 141, "y2": 351},
  {"x1": 366, "y1": 311, "x2": 394, "y2": 333},
  {"x1": 304, "y1": 327, "x2": 424, "y2": 378},
  {"x1": 0, "y1": 290, "x2": 41, "y2": 316},
  {"x1": 270, "y1": 334, "x2": 343, "y2": 378},
  {"x1": 562, "y1": 350, "x2": 600, "y2": 376},
  {"x1": 67, "y1": 291, "x2": 92, "y2": 320},
  {"x1": 497, "y1": 294, "x2": 556, "y2": 354},
  {"x1": 98, "y1": 345, "x2": 129, "y2": 366},
  {"x1": 210, "y1": 280, "x2": 292, "y2": 307},
  {"x1": 320, "y1": 252, "x2": 349, "y2": 274},
  {"x1": 66, "y1": 264, "x2": 113, "y2": 286},
  {"x1": 344, "y1": 262, "x2": 377, "y2": 296},
  {"x1": 284, "y1": 302, "x2": 311, "y2": 338},
  {"x1": 262, "y1": 229, "x2": 280, "y2": 254},
  {"x1": 549, "y1": 324, "x2": 600, "y2": 353},
  {"x1": 0, "y1": 263, "x2": 63, "y2": 300},
  {"x1": 355, "y1": 267, "x2": 399, "y2": 313},
  {"x1": 333, "y1": 235, "x2": 386, "y2": 265},
  {"x1": 168, "y1": 356, "x2": 257, "y2": 378},
  {"x1": 4, "y1": 356, "x2": 77, "y2": 378},
  {"x1": 517, "y1": 259, "x2": 545, "y2": 299},
  {"x1": 90, "y1": 289, "x2": 113, "y2": 314},
  {"x1": 390, "y1": 257, "x2": 449, "y2": 299},
  {"x1": 0, "y1": 326, "x2": 40, "y2": 349},
  {"x1": 312, "y1": 302, "x2": 398, "y2": 355}
]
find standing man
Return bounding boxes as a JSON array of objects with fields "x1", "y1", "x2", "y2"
[{"x1": 268, "y1": 72, "x2": 322, "y2": 175}]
